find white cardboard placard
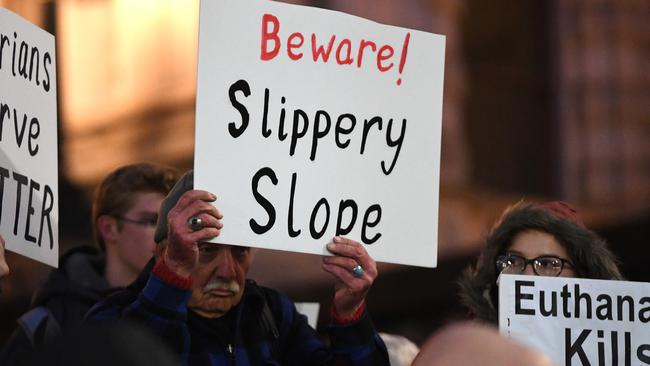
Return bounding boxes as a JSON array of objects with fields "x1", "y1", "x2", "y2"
[
  {"x1": 195, "y1": 0, "x2": 445, "y2": 267},
  {"x1": 499, "y1": 274, "x2": 650, "y2": 365},
  {"x1": 0, "y1": 7, "x2": 59, "y2": 267},
  {"x1": 295, "y1": 302, "x2": 320, "y2": 329}
]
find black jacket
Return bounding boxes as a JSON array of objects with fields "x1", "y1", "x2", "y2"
[
  {"x1": 0, "y1": 246, "x2": 117, "y2": 365},
  {"x1": 87, "y1": 259, "x2": 389, "y2": 365}
]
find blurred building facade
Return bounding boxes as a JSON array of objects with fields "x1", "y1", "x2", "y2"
[{"x1": 0, "y1": 0, "x2": 648, "y2": 345}]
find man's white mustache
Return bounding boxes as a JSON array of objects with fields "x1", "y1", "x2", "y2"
[{"x1": 203, "y1": 278, "x2": 240, "y2": 294}]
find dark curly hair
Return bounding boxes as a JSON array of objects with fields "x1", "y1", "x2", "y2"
[{"x1": 458, "y1": 201, "x2": 623, "y2": 324}]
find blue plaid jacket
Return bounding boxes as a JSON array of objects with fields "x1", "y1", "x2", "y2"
[{"x1": 86, "y1": 260, "x2": 389, "y2": 366}]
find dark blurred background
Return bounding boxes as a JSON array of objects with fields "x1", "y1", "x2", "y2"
[{"x1": 1, "y1": 0, "x2": 648, "y2": 346}]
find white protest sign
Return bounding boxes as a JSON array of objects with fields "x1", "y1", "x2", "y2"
[
  {"x1": 0, "y1": 8, "x2": 58, "y2": 267},
  {"x1": 195, "y1": 0, "x2": 444, "y2": 267},
  {"x1": 295, "y1": 302, "x2": 320, "y2": 329},
  {"x1": 499, "y1": 274, "x2": 650, "y2": 365}
]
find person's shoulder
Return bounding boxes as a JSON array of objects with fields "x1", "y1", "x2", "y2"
[
  {"x1": 47, "y1": 245, "x2": 104, "y2": 283},
  {"x1": 85, "y1": 286, "x2": 134, "y2": 321},
  {"x1": 60, "y1": 245, "x2": 102, "y2": 261},
  {"x1": 244, "y1": 280, "x2": 298, "y2": 322},
  {"x1": 86, "y1": 258, "x2": 156, "y2": 320},
  {"x1": 32, "y1": 245, "x2": 107, "y2": 309},
  {"x1": 245, "y1": 280, "x2": 293, "y2": 307},
  {"x1": 0, "y1": 322, "x2": 36, "y2": 365}
]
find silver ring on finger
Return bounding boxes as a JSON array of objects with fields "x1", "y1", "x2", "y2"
[{"x1": 188, "y1": 216, "x2": 203, "y2": 232}]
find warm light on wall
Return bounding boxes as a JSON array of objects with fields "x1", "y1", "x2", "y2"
[
  {"x1": 57, "y1": 0, "x2": 199, "y2": 186},
  {"x1": 59, "y1": 0, "x2": 199, "y2": 132},
  {"x1": 0, "y1": 0, "x2": 45, "y2": 26}
]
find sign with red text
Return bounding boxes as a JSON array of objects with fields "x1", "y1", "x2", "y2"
[
  {"x1": 499, "y1": 275, "x2": 650, "y2": 366},
  {"x1": 194, "y1": 0, "x2": 444, "y2": 267},
  {"x1": 0, "y1": 8, "x2": 58, "y2": 267}
]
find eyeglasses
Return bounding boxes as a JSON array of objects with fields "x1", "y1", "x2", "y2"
[
  {"x1": 496, "y1": 254, "x2": 574, "y2": 277},
  {"x1": 115, "y1": 216, "x2": 158, "y2": 228}
]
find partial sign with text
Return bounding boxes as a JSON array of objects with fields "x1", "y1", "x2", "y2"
[
  {"x1": 499, "y1": 274, "x2": 650, "y2": 365},
  {"x1": 0, "y1": 8, "x2": 58, "y2": 267}
]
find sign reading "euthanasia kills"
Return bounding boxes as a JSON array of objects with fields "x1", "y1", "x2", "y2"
[{"x1": 500, "y1": 274, "x2": 650, "y2": 366}]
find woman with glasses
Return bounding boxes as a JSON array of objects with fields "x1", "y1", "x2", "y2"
[{"x1": 458, "y1": 200, "x2": 623, "y2": 324}]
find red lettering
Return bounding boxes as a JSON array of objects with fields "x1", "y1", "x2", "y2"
[
  {"x1": 376, "y1": 45, "x2": 394, "y2": 72},
  {"x1": 356, "y1": 40, "x2": 377, "y2": 68},
  {"x1": 261, "y1": 14, "x2": 280, "y2": 61},
  {"x1": 311, "y1": 34, "x2": 336, "y2": 62},
  {"x1": 396, "y1": 32, "x2": 410, "y2": 86},
  {"x1": 335, "y1": 38, "x2": 353, "y2": 65},
  {"x1": 287, "y1": 32, "x2": 304, "y2": 61},
  {"x1": 259, "y1": 13, "x2": 407, "y2": 86}
]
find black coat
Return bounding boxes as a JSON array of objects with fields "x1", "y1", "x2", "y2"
[{"x1": 0, "y1": 246, "x2": 117, "y2": 365}]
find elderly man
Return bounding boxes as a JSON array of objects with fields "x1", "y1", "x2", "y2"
[{"x1": 87, "y1": 171, "x2": 389, "y2": 365}]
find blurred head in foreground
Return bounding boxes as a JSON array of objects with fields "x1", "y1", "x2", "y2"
[{"x1": 412, "y1": 322, "x2": 557, "y2": 366}]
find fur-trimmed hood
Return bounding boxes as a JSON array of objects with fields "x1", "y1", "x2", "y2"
[{"x1": 458, "y1": 201, "x2": 623, "y2": 324}]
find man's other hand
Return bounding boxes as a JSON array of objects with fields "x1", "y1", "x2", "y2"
[{"x1": 322, "y1": 236, "x2": 377, "y2": 318}]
